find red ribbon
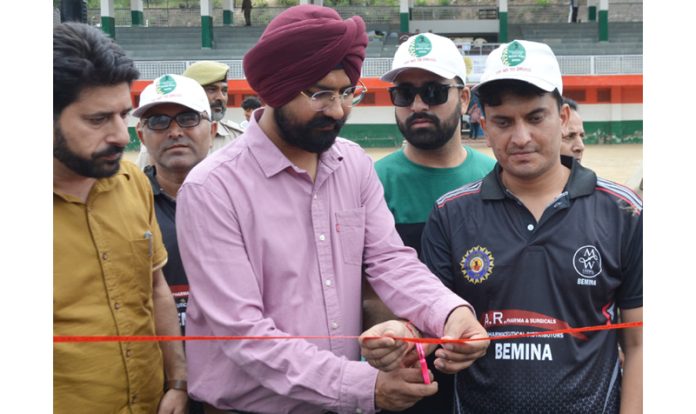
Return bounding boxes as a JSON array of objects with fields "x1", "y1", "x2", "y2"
[{"x1": 53, "y1": 321, "x2": 642, "y2": 343}]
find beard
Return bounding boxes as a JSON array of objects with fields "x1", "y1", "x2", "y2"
[
  {"x1": 53, "y1": 124, "x2": 124, "y2": 178},
  {"x1": 397, "y1": 102, "x2": 461, "y2": 150},
  {"x1": 210, "y1": 100, "x2": 226, "y2": 122},
  {"x1": 273, "y1": 106, "x2": 346, "y2": 154}
]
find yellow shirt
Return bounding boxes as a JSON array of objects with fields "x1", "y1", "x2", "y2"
[{"x1": 54, "y1": 161, "x2": 168, "y2": 414}]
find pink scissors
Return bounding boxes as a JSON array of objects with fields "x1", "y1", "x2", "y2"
[{"x1": 415, "y1": 343, "x2": 431, "y2": 384}]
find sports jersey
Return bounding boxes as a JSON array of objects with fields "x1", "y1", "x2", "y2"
[
  {"x1": 421, "y1": 156, "x2": 643, "y2": 413},
  {"x1": 375, "y1": 146, "x2": 495, "y2": 256}
]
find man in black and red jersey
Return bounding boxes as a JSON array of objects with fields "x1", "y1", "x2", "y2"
[{"x1": 420, "y1": 40, "x2": 643, "y2": 413}]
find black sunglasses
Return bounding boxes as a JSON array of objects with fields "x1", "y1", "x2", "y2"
[
  {"x1": 388, "y1": 83, "x2": 465, "y2": 107},
  {"x1": 143, "y1": 111, "x2": 207, "y2": 131}
]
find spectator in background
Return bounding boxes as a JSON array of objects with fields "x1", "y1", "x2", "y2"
[
  {"x1": 467, "y1": 92, "x2": 484, "y2": 139},
  {"x1": 569, "y1": 0, "x2": 579, "y2": 23},
  {"x1": 240, "y1": 95, "x2": 262, "y2": 129},
  {"x1": 421, "y1": 39, "x2": 642, "y2": 413},
  {"x1": 242, "y1": 0, "x2": 252, "y2": 26},
  {"x1": 176, "y1": 6, "x2": 489, "y2": 413},
  {"x1": 53, "y1": 22, "x2": 187, "y2": 414},
  {"x1": 183, "y1": 61, "x2": 244, "y2": 151},
  {"x1": 364, "y1": 32, "x2": 496, "y2": 414},
  {"x1": 561, "y1": 97, "x2": 586, "y2": 161}
]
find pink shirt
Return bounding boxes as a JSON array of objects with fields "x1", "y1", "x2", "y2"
[{"x1": 177, "y1": 112, "x2": 469, "y2": 414}]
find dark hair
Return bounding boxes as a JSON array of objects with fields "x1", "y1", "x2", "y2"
[
  {"x1": 563, "y1": 96, "x2": 578, "y2": 111},
  {"x1": 475, "y1": 79, "x2": 563, "y2": 113},
  {"x1": 241, "y1": 96, "x2": 262, "y2": 110},
  {"x1": 53, "y1": 22, "x2": 139, "y2": 118}
]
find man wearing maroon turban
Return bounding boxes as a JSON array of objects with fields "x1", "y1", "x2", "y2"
[{"x1": 177, "y1": 5, "x2": 490, "y2": 414}]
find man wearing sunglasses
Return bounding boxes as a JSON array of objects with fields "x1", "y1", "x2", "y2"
[
  {"x1": 363, "y1": 33, "x2": 496, "y2": 414},
  {"x1": 421, "y1": 40, "x2": 642, "y2": 413},
  {"x1": 175, "y1": 5, "x2": 489, "y2": 414}
]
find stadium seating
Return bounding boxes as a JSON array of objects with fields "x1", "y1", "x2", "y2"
[{"x1": 114, "y1": 21, "x2": 642, "y2": 61}]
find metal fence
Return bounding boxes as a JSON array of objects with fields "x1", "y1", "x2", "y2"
[
  {"x1": 87, "y1": 2, "x2": 642, "y2": 27},
  {"x1": 133, "y1": 54, "x2": 642, "y2": 81}
]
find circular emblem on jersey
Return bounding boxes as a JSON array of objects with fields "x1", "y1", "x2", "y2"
[
  {"x1": 460, "y1": 246, "x2": 494, "y2": 284},
  {"x1": 501, "y1": 40, "x2": 526, "y2": 67},
  {"x1": 156, "y1": 74, "x2": 177, "y2": 95},
  {"x1": 409, "y1": 35, "x2": 432, "y2": 57},
  {"x1": 573, "y1": 245, "x2": 602, "y2": 278}
]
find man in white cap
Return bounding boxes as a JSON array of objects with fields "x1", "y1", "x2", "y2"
[
  {"x1": 136, "y1": 61, "x2": 243, "y2": 168},
  {"x1": 420, "y1": 40, "x2": 643, "y2": 413},
  {"x1": 133, "y1": 74, "x2": 216, "y2": 414},
  {"x1": 362, "y1": 32, "x2": 496, "y2": 414},
  {"x1": 133, "y1": 74, "x2": 216, "y2": 335}
]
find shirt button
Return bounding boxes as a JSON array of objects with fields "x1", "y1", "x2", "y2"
[
  {"x1": 114, "y1": 302, "x2": 121, "y2": 310},
  {"x1": 125, "y1": 349, "x2": 132, "y2": 358},
  {"x1": 130, "y1": 394, "x2": 138, "y2": 403},
  {"x1": 527, "y1": 224, "x2": 534, "y2": 231},
  {"x1": 356, "y1": 409, "x2": 363, "y2": 414},
  {"x1": 313, "y1": 194, "x2": 318, "y2": 200},
  {"x1": 319, "y1": 234, "x2": 326, "y2": 241},
  {"x1": 331, "y1": 321, "x2": 339, "y2": 330},
  {"x1": 101, "y1": 252, "x2": 108, "y2": 260},
  {"x1": 325, "y1": 279, "x2": 333, "y2": 287}
]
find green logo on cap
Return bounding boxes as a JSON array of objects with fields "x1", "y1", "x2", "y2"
[
  {"x1": 156, "y1": 75, "x2": 177, "y2": 95},
  {"x1": 409, "y1": 35, "x2": 432, "y2": 57},
  {"x1": 501, "y1": 41, "x2": 526, "y2": 67}
]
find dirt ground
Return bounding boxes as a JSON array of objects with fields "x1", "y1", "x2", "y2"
[
  {"x1": 365, "y1": 142, "x2": 643, "y2": 187},
  {"x1": 125, "y1": 142, "x2": 643, "y2": 188}
]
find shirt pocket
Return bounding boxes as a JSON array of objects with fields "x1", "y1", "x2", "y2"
[
  {"x1": 335, "y1": 207, "x2": 366, "y2": 266},
  {"x1": 125, "y1": 236, "x2": 155, "y2": 296}
]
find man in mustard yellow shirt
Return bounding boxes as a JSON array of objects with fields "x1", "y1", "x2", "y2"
[{"x1": 53, "y1": 22, "x2": 187, "y2": 414}]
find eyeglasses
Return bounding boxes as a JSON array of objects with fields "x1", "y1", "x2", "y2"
[
  {"x1": 143, "y1": 111, "x2": 208, "y2": 131},
  {"x1": 300, "y1": 81, "x2": 368, "y2": 112},
  {"x1": 388, "y1": 83, "x2": 465, "y2": 107}
]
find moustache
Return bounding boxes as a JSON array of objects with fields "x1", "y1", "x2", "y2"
[
  {"x1": 92, "y1": 145, "x2": 124, "y2": 159},
  {"x1": 308, "y1": 116, "x2": 345, "y2": 131},
  {"x1": 161, "y1": 136, "x2": 194, "y2": 151},
  {"x1": 210, "y1": 101, "x2": 225, "y2": 111},
  {"x1": 406, "y1": 112, "x2": 439, "y2": 128}
]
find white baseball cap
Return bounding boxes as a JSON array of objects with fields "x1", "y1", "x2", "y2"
[
  {"x1": 381, "y1": 33, "x2": 467, "y2": 84},
  {"x1": 474, "y1": 40, "x2": 563, "y2": 94},
  {"x1": 132, "y1": 74, "x2": 212, "y2": 118}
]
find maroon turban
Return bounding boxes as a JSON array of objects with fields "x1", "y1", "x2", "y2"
[{"x1": 243, "y1": 5, "x2": 367, "y2": 108}]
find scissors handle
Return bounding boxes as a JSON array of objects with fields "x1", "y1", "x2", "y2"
[{"x1": 415, "y1": 343, "x2": 431, "y2": 384}]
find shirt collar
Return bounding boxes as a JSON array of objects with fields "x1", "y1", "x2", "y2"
[
  {"x1": 481, "y1": 155, "x2": 597, "y2": 201},
  {"x1": 143, "y1": 164, "x2": 161, "y2": 195},
  {"x1": 246, "y1": 108, "x2": 345, "y2": 178},
  {"x1": 53, "y1": 163, "x2": 131, "y2": 202}
]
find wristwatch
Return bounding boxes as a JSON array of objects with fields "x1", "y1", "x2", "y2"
[{"x1": 165, "y1": 379, "x2": 187, "y2": 391}]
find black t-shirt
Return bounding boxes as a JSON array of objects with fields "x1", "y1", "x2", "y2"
[
  {"x1": 144, "y1": 165, "x2": 190, "y2": 334},
  {"x1": 422, "y1": 157, "x2": 642, "y2": 413}
]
